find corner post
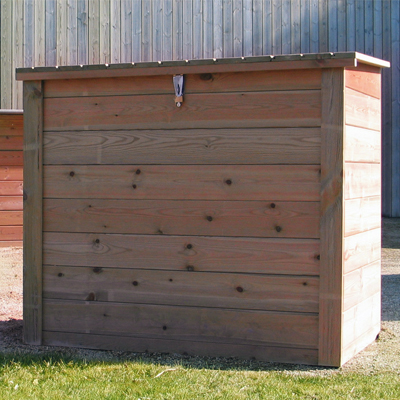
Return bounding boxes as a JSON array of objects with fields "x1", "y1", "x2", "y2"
[{"x1": 23, "y1": 80, "x2": 43, "y2": 344}]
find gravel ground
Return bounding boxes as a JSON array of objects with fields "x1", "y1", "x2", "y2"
[{"x1": 0, "y1": 219, "x2": 399, "y2": 373}]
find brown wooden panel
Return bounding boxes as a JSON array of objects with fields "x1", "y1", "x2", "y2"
[
  {"x1": 43, "y1": 266, "x2": 319, "y2": 313},
  {"x1": 44, "y1": 69, "x2": 322, "y2": 98},
  {"x1": 43, "y1": 232, "x2": 320, "y2": 276},
  {"x1": 343, "y1": 260, "x2": 381, "y2": 312},
  {"x1": 344, "y1": 196, "x2": 381, "y2": 237},
  {"x1": 345, "y1": 65, "x2": 381, "y2": 99},
  {"x1": 0, "y1": 211, "x2": 23, "y2": 226},
  {"x1": 342, "y1": 291, "x2": 380, "y2": 356},
  {"x1": 0, "y1": 226, "x2": 23, "y2": 241},
  {"x1": 43, "y1": 199, "x2": 320, "y2": 239},
  {"x1": 43, "y1": 331, "x2": 318, "y2": 365},
  {"x1": 23, "y1": 80, "x2": 43, "y2": 345},
  {"x1": 345, "y1": 88, "x2": 381, "y2": 131},
  {"x1": 0, "y1": 114, "x2": 23, "y2": 136},
  {"x1": 43, "y1": 165, "x2": 321, "y2": 201},
  {"x1": 0, "y1": 135, "x2": 23, "y2": 151},
  {"x1": 0, "y1": 166, "x2": 23, "y2": 181},
  {"x1": 43, "y1": 299, "x2": 319, "y2": 348},
  {"x1": 0, "y1": 240, "x2": 22, "y2": 247},
  {"x1": 43, "y1": 128, "x2": 321, "y2": 165},
  {"x1": 344, "y1": 163, "x2": 381, "y2": 200},
  {"x1": 344, "y1": 126, "x2": 381, "y2": 163},
  {"x1": 0, "y1": 182, "x2": 23, "y2": 196},
  {"x1": 0, "y1": 151, "x2": 23, "y2": 166},
  {"x1": 319, "y1": 68, "x2": 344, "y2": 367},
  {"x1": 344, "y1": 228, "x2": 381, "y2": 274},
  {"x1": 0, "y1": 196, "x2": 22, "y2": 210},
  {"x1": 43, "y1": 90, "x2": 322, "y2": 131}
]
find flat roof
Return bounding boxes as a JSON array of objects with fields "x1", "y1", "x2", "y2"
[{"x1": 16, "y1": 52, "x2": 390, "y2": 81}]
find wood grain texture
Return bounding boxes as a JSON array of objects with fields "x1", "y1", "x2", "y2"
[
  {"x1": 43, "y1": 69, "x2": 322, "y2": 98},
  {"x1": 319, "y1": 68, "x2": 344, "y2": 367},
  {"x1": 344, "y1": 196, "x2": 381, "y2": 237},
  {"x1": 0, "y1": 196, "x2": 23, "y2": 211},
  {"x1": 343, "y1": 228, "x2": 381, "y2": 274},
  {"x1": 43, "y1": 199, "x2": 320, "y2": 239},
  {"x1": 43, "y1": 232, "x2": 320, "y2": 276},
  {"x1": 43, "y1": 299, "x2": 319, "y2": 348},
  {"x1": 43, "y1": 331, "x2": 318, "y2": 364},
  {"x1": 0, "y1": 114, "x2": 23, "y2": 136},
  {"x1": 345, "y1": 64, "x2": 381, "y2": 99},
  {"x1": 43, "y1": 90, "x2": 322, "y2": 131},
  {"x1": 344, "y1": 126, "x2": 381, "y2": 163},
  {"x1": 43, "y1": 265, "x2": 319, "y2": 313},
  {"x1": 23, "y1": 81, "x2": 43, "y2": 345},
  {"x1": 0, "y1": 182, "x2": 23, "y2": 196},
  {"x1": 43, "y1": 165, "x2": 321, "y2": 201},
  {"x1": 344, "y1": 163, "x2": 381, "y2": 199},
  {"x1": 343, "y1": 260, "x2": 380, "y2": 312},
  {"x1": 0, "y1": 166, "x2": 23, "y2": 181},
  {"x1": 0, "y1": 136, "x2": 24, "y2": 151},
  {"x1": 345, "y1": 87, "x2": 381, "y2": 131},
  {"x1": 0, "y1": 226, "x2": 23, "y2": 241},
  {"x1": 0, "y1": 151, "x2": 23, "y2": 166},
  {"x1": 43, "y1": 128, "x2": 321, "y2": 165},
  {"x1": 0, "y1": 211, "x2": 23, "y2": 226},
  {"x1": 0, "y1": 240, "x2": 22, "y2": 247}
]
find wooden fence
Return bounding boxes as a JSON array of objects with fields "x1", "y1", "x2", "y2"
[{"x1": 0, "y1": 0, "x2": 399, "y2": 216}]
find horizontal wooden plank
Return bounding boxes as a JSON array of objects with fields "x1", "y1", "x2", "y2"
[
  {"x1": 343, "y1": 260, "x2": 381, "y2": 312},
  {"x1": 0, "y1": 182, "x2": 23, "y2": 196},
  {"x1": 342, "y1": 291, "x2": 380, "y2": 351},
  {"x1": 344, "y1": 163, "x2": 381, "y2": 200},
  {"x1": 44, "y1": 165, "x2": 321, "y2": 201},
  {"x1": 43, "y1": 199, "x2": 320, "y2": 239},
  {"x1": 43, "y1": 90, "x2": 322, "y2": 131},
  {"x1": 43, "y1": 233, "x2": 320, "y2": 275},
  {"x1": 0, "y1": 211, "x2": 23, "y2": 226},
  {"x1": 345, "y1": 65, "x2": 381, "y2": 99},
  {"x1": 0, "y1": 240, "x2": 22, "y2": 247},
  {"x1": 43, "y1": 331, "x2": 318, "y2": 364},
  {"x1": 344, "y1": 228, "x2": 381, "y2": 274},
  {"x1": 0, "y1": 196, "x2": 24, "y2": 211},
  {"x1": 43, "y1": 265, "x2": 319, "y2": 313},
  {"x1": 43, "y1": 128, "x2": 321, "y2": 165},
  {"x1": 0, "y1": 226, "x2": 23, "y2": 241},
  {"x1": 44, "y1": 69, "x2": 322, "y2": 98},
  {"x1": 344, "y1": 196, "x2": 381, "y2": 237},
  {"x1": 0, "y1": 166, "x2": 23, "y2": 181},
  {"x1": 344, "y1": 126, "x2": 381, "y2": 163},
  {"x1": 43, "y1": 299, "x2": 319, "y2": 348},
  {"x1": 0, "y1": 135, "x2": 23, "y2": 151},
  {"x1": 0, "y1": 114, "x2": 24, "y2": 136},
  {"x1": 345, "y1": 88, "x2": 381, "y2": 131},
  {"x1": 0, "y1": 151, "x2": 23, "y2": 166}
]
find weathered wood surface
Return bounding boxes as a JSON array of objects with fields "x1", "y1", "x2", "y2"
[
  {"x1": 344, "y1": 197, "x2": 381, "y2": 237},
  {"x1": 344, "y1": 163, "x2": 381, "y2": 199},
  {"x1": 0, "y1": 136, "x2": 24, "y2": 151},
  {"x1": 43, "y1": 299, "x2": 319, "y2": 348},
  {"x1": 43, "y1": 69, "x2": 322, "y2": 98},
  {"x1": 43, "y1": 165, "x2": 321, "y2": 201},
  {"x1": 43, "y1": 199, "x2": 320, "y2": 239},
  {"x1": 43, "y1": 266, "x2": 319, "y2": 313},
  {"x1": 344, "y1": 126, "x2": 381, "y2": 163},
  {"x1": 43, "y1": 331, "x2": 318, "y2": 364},
  {"x1": 43, "y1": 90, "x2": 322, "y2": 131},
  {"x1": 319, "y1": 68, "x2": 344, "y2": 367},
  {"x1": 43, "y1": 232, "x2": 320, "y2": 276},
  {"x1": 343, "y1": 228, "x2": 381, "y2": 274},
  {"x1": 0, "y1": 151, "x2": 23, "y2": 166},
  {"x1": 43, "y1": 128, "x2": 321, "y2": 165},
  {"x1": 23, "y1": 81, "x2": 43, "y2": 345},
  {"x1": 0, "y1": 114, "x2": 24, "y2": 135}
]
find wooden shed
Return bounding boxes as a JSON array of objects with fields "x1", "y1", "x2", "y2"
[
  {"x1": 17, "y1": 52, "x2": 389, "y2": 367},
  {"x1": 0, "y1": 110, "x2": 23, "y2": 247}
]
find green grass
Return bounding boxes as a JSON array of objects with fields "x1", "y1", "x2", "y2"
[{"x1": 0, "y1": 352, "x2": 399, "y2": 400}]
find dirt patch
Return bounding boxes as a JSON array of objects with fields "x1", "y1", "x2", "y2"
[{"x1": 0, "y1": 220, "x2": 399, "y2": 372}]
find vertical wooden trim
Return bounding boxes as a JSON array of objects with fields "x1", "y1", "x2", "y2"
[
  {"x1": 23, "y1": 81, "x2": 43, "y2": 345},
  {"x1": 319, "y1": 68, "x2": 344, "y2": 367}
]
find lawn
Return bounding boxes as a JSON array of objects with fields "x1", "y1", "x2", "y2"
[{"x1": 0, "y1": 352, "x2": 399, "y2": 400}]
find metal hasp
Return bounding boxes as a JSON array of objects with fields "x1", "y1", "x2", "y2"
[{"x1": 173, "y1": 74, "x2": 184, "y2": 107}]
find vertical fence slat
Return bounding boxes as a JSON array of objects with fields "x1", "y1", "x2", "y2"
[
  {"x1": 163, "y1": 0, "x2": 173, "y2": 60},
  {"x1": 328, "y1": 0, "x2": 338, "y2": 52},
  {"x1": 233, "y1": 0, "x2": 243, "y2": 56},
  {"x1": 300, "y1": 0, "x2": 310, "y2": 54},
  {"x1": 318, "y1": 0, "x2": 328, "y2": 52},
  {"x1": 88, "y1": 0, "x2": 100, "y2": 64},
  {"x1": 355, "y1": 0, "x2": 365, "y2": 52},
  {"x1": 337, "y1": 0, "x2": 346, "y2": 51},
  {"x1": 77, "y1": 0, "x2": 88, "y2": 65},
  {"x1": 57, "y1": 0, "x2": 68, "y2": 66},
  {"x1": 153, "y1": 0, "x2": 163, "y2": 61},
  {"x1": 243, "y1": 0, "x2": 252, "y2": 56},
  {"x1": 263, "y1": 0, "x2": 272, "y2": 55},
  {"x1": 142, "y1": 0, "x2": 152, "y2": 61},
  {"x1": 12, "y1": 0, "x2": 24, "y2": 109},
  {"x1": 252, "y1": 0, "x2": 262, "y2": 56},
  {"x1": 373, "y1": 0, "x2": 382, "y2": 59},
  {"x1": 99, "y1": 0, "x2": 110, "y2": 64},
  {"x1": 25, "y1": 0, "x2": 35, "y2": 67},
  {"x1": 172, "y1": 0, "x2": 183, "y2": 60},
  {"x1": 272, "y1": 0, "x2": 282, "y2": 54},
  {"x1": 309, "y1": 0, "x2": 319, "y2": 53},
  {"x1": 110, "y1": 0, "x2": 121, "y2": 63},
  {"x1": 193, "y1": 0, "x2": 202, "y2": 59},
  {"x1": 223, "y1": 0, "x2": 233, "y2": 57},
  {"x1": 213, "y1": 0, "x2": 223, "y2": 58},
  {"x1": 346, "y1": 0, "x2": 355, "y2": 50},
  {"x1": 290, "y1": 0, "x2": 300, "y2": 53},
  {"x1": 121, "y1": 0, "x2": 132, "y2": 62},
  {"x1": 132, "y1": 0, "x2": 142, "y2": 61},
  {"x1": 67, "y1": 0, "x2": 78, "y2": 66},
  {"x1": 46, "y1": 0, "x2": 57, "y2": 66},
  {"x1": 35, "y1": 0, "x2": 46, "y2": 66},
  {"x1": 281, "y1": 0, "x2": 290, "y2": 54},
  {"x1": 204, "y1": 0, "x2": 213, "y2": 58},
  {"x1": 364, "y1": 0, "x2": 373, "y2": 56},
  {"x1": 1, "y1": 0, "x2": 13, "y2": 108}
]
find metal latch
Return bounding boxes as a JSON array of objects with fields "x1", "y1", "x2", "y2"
[{"x1": 173, "y1": 75, "x2": 184, "y2": 107}]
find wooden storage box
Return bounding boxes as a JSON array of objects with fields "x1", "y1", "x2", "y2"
[
  {"x1": 17, "y1": 52, "x2": 389, "y2": 366},
  {"x1": 0, "y1": 111, "x2": 23, "y2": 246}
]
